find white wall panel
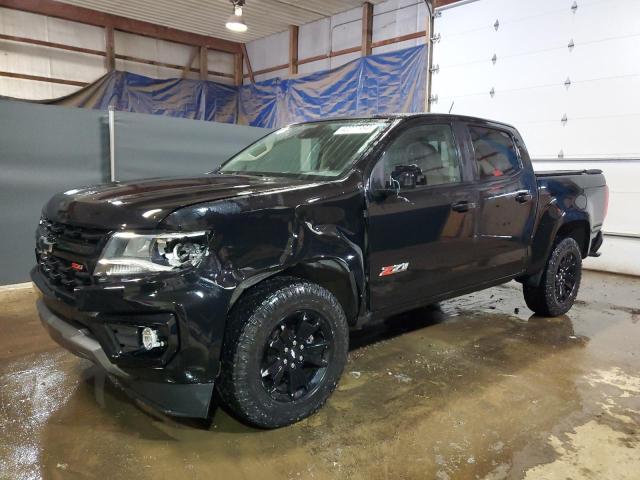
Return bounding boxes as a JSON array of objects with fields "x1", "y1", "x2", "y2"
[
  {"x1": 330, "y1": 7, "x2": 362, "y2": 51},
  {"x1": 299, "y1": 18, "x2": 331, "y2": 60},
  {"x1": 0, "y1": 7, "x2": 236, "y2": 98},
  {"x1": 246, "y1": 0, "x2": 427, "y2": 80},
  {"x1": 373, "y1": 0, "x2": 427, "y2": 43},
  {"x1": 298, "y1": 59, "x2": 330, "y2": 75},
  {"x1": 255, "y1": 67, "x2": 287, "y2": 83},
  {"x1": 433, "y1": 0, "x2": 640, "y2": 274}
]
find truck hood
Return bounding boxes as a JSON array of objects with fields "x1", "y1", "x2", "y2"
[{"x1": 44, "y1": 174, "x2": 308, "y2": 229}]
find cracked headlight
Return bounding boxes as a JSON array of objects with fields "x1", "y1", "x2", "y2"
[{"x1": 94, "y1": 231, "x2": 208, "y2": 277}]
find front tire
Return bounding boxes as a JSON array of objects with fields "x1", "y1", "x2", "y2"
[
  {"x1": 217, "y1": 277, "x2": 349, "y2": 428},
  {"x1": 523, "y1": 237, "x2": 582, "y2": 316}
]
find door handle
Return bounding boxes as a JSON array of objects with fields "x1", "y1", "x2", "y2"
[
  {"x1": 451, "y1": 200, "x2": 476, "y2": 212},
  {"x1": 515, "y1": 191, "x2": 533, "y2": 203}
]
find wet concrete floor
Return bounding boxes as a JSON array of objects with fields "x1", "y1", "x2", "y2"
[{"x1": 0, "y1": 271, "x2": 639, "y2": 479}]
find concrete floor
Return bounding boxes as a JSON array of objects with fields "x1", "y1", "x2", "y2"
[{"x1": 0, "y1": 271, "x2": 638, "y2": 480}]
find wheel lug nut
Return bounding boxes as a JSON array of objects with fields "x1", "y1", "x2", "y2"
[
  {"x1": 293, "y1": 340, "x2": 297, "y2": 346},
  {"x1": 284, "y1": 347, "x2": 288, "y2": 352},
  {"x1": 299, "y1": 355, "x2": 303, "y2": 361},
  {"x1": 284, "y1": 359, "x2": 288, "y2": 364},
  {"x1": 291, "y1": 363, "x2": 296, "y2": 369},
  {"x1": 300, "y1": 345, "x2": 304, "y2": 350}
]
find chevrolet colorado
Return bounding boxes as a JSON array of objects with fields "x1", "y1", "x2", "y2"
[{"x1": 33, "y1": 114, "x2": 607, "y2": 428}]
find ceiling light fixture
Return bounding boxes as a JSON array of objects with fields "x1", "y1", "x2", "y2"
[{"x1": 226, "y1": 0, "x2": 248, "y2": 33}]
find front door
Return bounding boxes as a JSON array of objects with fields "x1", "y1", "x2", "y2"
[{"x1": 366, "y1": 120, "x2": 478, "y2": 314}]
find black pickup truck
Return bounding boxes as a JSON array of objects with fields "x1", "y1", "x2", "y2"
[{"x1": 33, "y1": 114, "x2": 607, "y2": 428}]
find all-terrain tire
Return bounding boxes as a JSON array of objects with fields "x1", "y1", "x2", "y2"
[
  {"x1": 523, "y1": 237, "x2": 582, "y2": 317},
  {"x1": 217, "y1": 276, "x2": 349, "y2": 428}
]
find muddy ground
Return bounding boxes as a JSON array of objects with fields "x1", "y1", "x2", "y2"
[{"x1": 1, "y1": 271, "x2": 638, "y2": 479}]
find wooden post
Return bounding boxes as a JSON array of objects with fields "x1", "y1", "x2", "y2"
[
  {"x1": 199, "y1": 46, "x2": 208, "y2": 80},
  {"x1": 182, "y1": 47, "x2": 199, "y2": 78},
  {"x1": 425, "y1": 4, "x2": 434, "y2": 112},
  {"x1": 234, "y1": 52, "x2": 243, "y2": 86},
  {"x1": 241, "y1": 44, "x2": 255, "y2": 83},
  {"x1": 361, "y1": 2, "x2": 373, "y2": 57},
  {"x1": 105, "y1": 26, "x2": 115, "y2": 72},
  {"x1": 289, "y1": 25, "x2": 299, "y2": 75}
]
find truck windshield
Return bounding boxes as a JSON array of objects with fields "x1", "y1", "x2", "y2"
[{"x1": 218, "y1": 119, "x2": 390, "y2": 179}]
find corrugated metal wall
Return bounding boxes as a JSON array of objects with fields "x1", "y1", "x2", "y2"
[
  {"x1": 430, "y1": 0, "x2": 640, "y2": 276},
  {"x1": 0, "y1": 99, "x2": 269, "y2": 285}
]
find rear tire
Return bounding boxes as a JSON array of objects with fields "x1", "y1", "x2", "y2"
[
  {"x1": 523, "y1": 237, "x2": 582, "y2": 317},
  {"x1": 217, "y1": 277, "x2": 348, "y2": 428}
]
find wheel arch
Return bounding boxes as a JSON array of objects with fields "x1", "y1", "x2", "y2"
[
  {"x1": 227, "y1": 259, "x2": 360, "y2": 326},
  {"x1": 521, "y1": 207, "x2": 590, "y2": 286}
]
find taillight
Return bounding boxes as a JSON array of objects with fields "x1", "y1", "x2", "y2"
[{"x1": 603, "y1": 185, "x2": 609, "y2": 220}]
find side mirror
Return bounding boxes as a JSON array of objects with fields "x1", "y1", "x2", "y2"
[
  {"x1": 369, "y1": 163, "x2": 424, "y2": 200},
  {"x1": 390, "y1": 165, "x2": 426, "y2": 190}
]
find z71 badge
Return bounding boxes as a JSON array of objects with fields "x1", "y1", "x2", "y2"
[{"x1": 379, "y1": 262, "x2": 409, "y2": 277}]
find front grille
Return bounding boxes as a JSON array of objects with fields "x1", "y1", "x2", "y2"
[
  {"x1": 37, "y1": 219, "x2": 109, "y2": 293},
  {"x1": 40, "y1": 219, "x2": 106, "y2": 257},
  {"x1": 39, "y1": 254, "x2": 92, "y2": 291}
]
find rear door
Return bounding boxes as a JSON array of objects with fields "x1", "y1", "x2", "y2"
[
  {"x1": 464, "y1": 123, "x2": 537, "y2": 280},
  {"x1": 366, "y1": 119, "x2": 479, "y2": 313}
]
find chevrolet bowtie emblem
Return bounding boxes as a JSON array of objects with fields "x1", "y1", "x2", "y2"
[{"x1": 38, "y1": 236, "x2": 55, "y2": 254}]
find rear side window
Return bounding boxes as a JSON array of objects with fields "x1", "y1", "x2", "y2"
[{"x1": 469, "y1": 126, "x2": 520, "y2": 179}]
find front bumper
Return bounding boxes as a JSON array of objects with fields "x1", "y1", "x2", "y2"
[{"x1": 36, "y1": 298, "x2": 214, "y2": 418}]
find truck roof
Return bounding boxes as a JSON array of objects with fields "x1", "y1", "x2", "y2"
[{"x1": 304, "y1": 113, "x2": 517, "y2": 130}]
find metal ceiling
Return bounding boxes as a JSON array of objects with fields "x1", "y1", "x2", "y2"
[{"x1": 56, "y1": 0, "x2": 387, "y2": 43}]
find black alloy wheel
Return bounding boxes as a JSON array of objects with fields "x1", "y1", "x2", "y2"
[
  {"x1": 217, "y1": 277, "x2": 349, "y2": 428},
  {"x1": 554, "y1": 251, "x2": 578, "y2": 303},
  {"x1": 523, "y1": 236, "x2": 583, "y2": 317},
  {"x1": 260, "y1": 310, "x2": 333, "y2": 402}
]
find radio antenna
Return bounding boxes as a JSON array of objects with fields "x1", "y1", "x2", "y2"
[{"x1": 448, "y1": 101, "x2": 454, "y2": 114}]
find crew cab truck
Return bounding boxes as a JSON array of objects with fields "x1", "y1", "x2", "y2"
[{"x1": 33, "y1": 114, "x2": 607, "y2": 428}]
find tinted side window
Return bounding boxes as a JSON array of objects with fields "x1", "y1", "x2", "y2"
[
  {"x1": 376, "y1": 124, "x2": 462, "y2": 190},
  {"x1": 469, "y1": 126, "x2": 520, "y2": 179}
]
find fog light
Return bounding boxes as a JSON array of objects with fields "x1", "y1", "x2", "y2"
[{"x1": 141, "y1": 327, "x2": 165, "y2": 350}]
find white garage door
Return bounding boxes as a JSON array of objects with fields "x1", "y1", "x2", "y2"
[{"x1": 430, "y1": 0, "x2": 640, "y2": 275}]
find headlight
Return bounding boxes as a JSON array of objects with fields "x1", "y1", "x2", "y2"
[{"x1": 94, "y1": 231, "x2": 208, "y2": 277}]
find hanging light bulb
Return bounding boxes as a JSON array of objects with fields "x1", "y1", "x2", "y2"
[{"x1": 226, "y1": 0, "x2": 248, "y2": 33}]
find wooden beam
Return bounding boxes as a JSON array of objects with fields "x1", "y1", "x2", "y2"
[
  {"x1": 245, "y1": 63, "x2": 288, "y2": 78},
  {"x1": 0, "y1": 33, "x2": 103, "y2": 56},
  {"x1": 0, "y1": 70, "x2": 88, "y2": 86},
  {"x1": 288, "y1": 25, "x2": 299, "y2": 75},
  {"x1": 234, "y1": 52, "x2": 244, "y2": 86},
  {"x1": 182, "y1": 47, "x2": 199, "y2": 78},
  {"x1": 297, "y1": 46, "x2": 361, "y2": 66},
  {"x1": 115, "y1": 53, "x2": 232, "y2": 78},
  {"x1": 371, "y1": 31, "x2": 426, "y2": 49},
  {"x1": 425, "y1": 10, "x2": 434, "y2": 112},
  {"x1": 361, "y1": 2, "x2": 373, "y2": 57},
  {"x1": 0, "y1": 0, "x2": 241, "y2": 53},
  {"x1": 433, "y1": 0, "x2": 461, "y2": 7},
  {"x1": 241, "y1": 44, "x2": 255, "y2": 83},
  {"x1": 199, "y1": 46, "x2": 208, "y2": 80},
  {"x1": 105, "y1": 26, "x2": 115, "y2": 72}
]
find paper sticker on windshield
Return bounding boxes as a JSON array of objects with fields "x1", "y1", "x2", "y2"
[{"x1": 334, "y1": 125, "x2": 379, "y2": 135}]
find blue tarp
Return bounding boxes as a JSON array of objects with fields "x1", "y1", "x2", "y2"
[
  {"x1": 29, "y1": 44, "x2": 427, "y2": 129},
  {"x1": 239, "y1": 45, "x2": 427, "y2": 128},
  {"x1": 45, "y1": 71, "x2": 239, "y2": 123}
]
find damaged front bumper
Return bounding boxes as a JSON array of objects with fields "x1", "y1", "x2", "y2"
[
  {"x1": 30, "y1": 263, "x2": 235, "y2": 419},
  {"x1": 36, "y1": 298, "x2": 215, "y2": 418}
]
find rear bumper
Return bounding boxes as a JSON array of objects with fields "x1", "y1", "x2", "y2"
[
  {"x1": 36, "y1": 298, "x2": 214, "y2": 418},
  {"x1": 589, "y1": 231, "x2": 604, "y2": 257}
]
